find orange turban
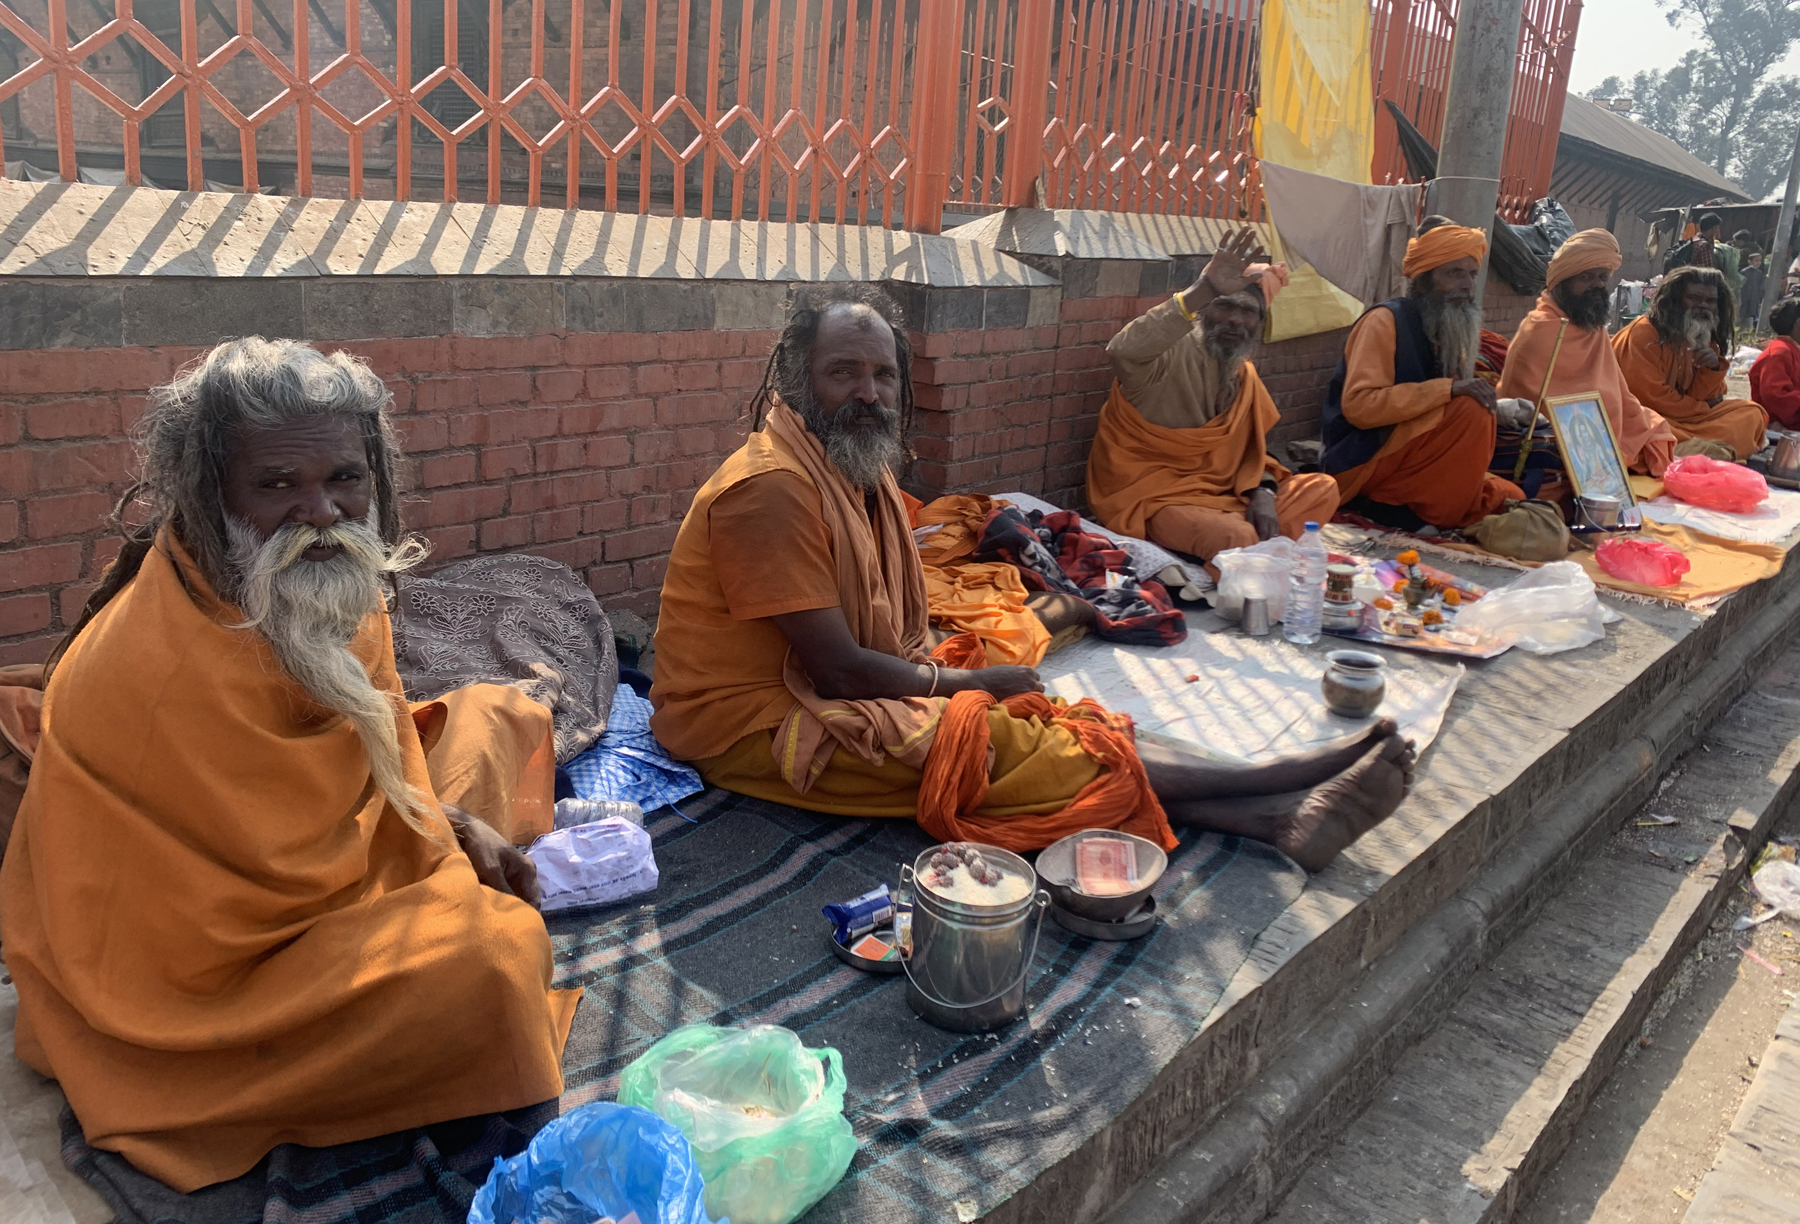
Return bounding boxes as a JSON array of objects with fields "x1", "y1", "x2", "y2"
[
  {"x1": 1244, "y1": 261, "x2": 1290, "y2": 307},
  {"x1": 1402, "y1": 226, "x2": 1487, "y2": 278},
  {"x1": 1545, "y1": 227, "x2": 1621, "y2": 289}
]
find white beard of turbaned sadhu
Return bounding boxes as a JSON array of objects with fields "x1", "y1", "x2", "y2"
[{"x1": 225, "y1": 511, "x2": 433, "y2": 834}]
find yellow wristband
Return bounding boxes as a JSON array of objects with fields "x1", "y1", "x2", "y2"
[{"x1": 1172, "y1": 290, "x2": 1197, "y2": 322}]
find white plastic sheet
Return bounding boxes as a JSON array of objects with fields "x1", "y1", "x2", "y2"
[{"x1": 1453, "y1": 561, "x2": 1612, "y2": 655}]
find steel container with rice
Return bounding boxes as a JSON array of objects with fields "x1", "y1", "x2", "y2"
[{"x1": 901, "y1": 842, "x2": 1047, "y2": 1032}]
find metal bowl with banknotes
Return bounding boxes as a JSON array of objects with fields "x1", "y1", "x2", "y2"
[{"x1": 1035, "y1": 829, "x2": 1166, "y2": 923}]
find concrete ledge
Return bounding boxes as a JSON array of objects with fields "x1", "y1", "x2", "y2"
[{"x1": 0, "y1": 180, "x2": 1056, "y2": 287}]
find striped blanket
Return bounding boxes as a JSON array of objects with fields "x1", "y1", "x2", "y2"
[{"x1": 62, "y1": 788, "x2": 1304, "y2": 1224}]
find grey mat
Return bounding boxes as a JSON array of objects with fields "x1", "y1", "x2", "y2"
[{"x1": 551, "y1": 788, "x2": 1308, "y2": 1222}]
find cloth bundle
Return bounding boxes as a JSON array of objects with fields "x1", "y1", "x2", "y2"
[
  {"x1": 563, "y1": 683, "x2": 704, "y2": 813},
  {"x1": 971, "y1": 507, "x2": 1187, "y2": 647}
]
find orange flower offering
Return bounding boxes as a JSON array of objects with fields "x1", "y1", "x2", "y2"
[
  {"x1": 1443, "y1": 589, "x2": 1462, "y2": 607},
  {"x1": 1373, "y1": 597, "x2": 1394, "y2": 611},
  {"x1": 1396, "y1": 549, "x2": 1420, "y2": 566},
  {"x1": 1422, "y1": 609, "x2": 1444, "y2": 625}
]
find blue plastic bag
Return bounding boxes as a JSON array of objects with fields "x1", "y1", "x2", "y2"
[{"x1": 468, "y1": 1102, "x2": 723, "y2": 1224}]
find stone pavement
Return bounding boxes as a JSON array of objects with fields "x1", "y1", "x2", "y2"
[{"x1": 1683, "y1": 995, "x2": 1800, "y2": 1222}]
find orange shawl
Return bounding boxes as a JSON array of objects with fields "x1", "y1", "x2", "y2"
[
  {"x1": 1086, "y1": 364, "x2": 1284, "y2": 539},
  {"x1": 1496, "y1": 292, "x2": 1677, "y2": 477},
  {"x1": 762, "y1": 401, "x2": 949, "y2": 793},
  {"x1": 0, "y1": 533, "x2": 573, "y2": 1191},
  {"x1": 1612, "y1": 316, "x2": 1767, "y2": 459}
]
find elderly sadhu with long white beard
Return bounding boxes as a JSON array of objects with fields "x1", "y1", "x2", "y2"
[
  {"x1": 1612, "y1": 265, "x2": 1767, "y2": 461},
  {"x1": 0, "y1": 338, "x2": 577, "y2": 1192},
  {"x1": 1321, "y1": 217, "x2": 1527, "y2": 529}
]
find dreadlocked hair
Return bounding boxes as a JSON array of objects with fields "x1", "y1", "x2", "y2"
[
  {"x1": 748, "y1": 283, "x2": 917, "y2": 434},
  {"x1": 46, "y1": 337, "x2": 410, "y2": 675},
  {"x1": 1651, "y1": 265, "x2": 1735, "y2": 352}
]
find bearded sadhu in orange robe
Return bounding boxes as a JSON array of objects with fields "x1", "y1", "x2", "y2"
[
  {"x1": 1087, "y1": 254, "x2": 1338, "y2": 564},
  {"x1": 1499, "y1": 228, "x2": 1679, "y2": 476},
  {"x1": 1321, "y1": 221, "x2": 1524, "y2": 529},
  {"x1": 1612, "y1": 267, "x2": 1767, "y2": 461},
  {"x1": 2, "y1": 532, "x2": 576, "y2": 1192}
]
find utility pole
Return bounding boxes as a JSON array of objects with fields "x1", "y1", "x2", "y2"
[
  {"x1": 1425, "y1": 0, "x2": 1531, "y2": 296},
  {"x1": 1761, "y1": 118, "x2": 1800, "y2": 329}
]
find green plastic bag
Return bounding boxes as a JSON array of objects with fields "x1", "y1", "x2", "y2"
[{"x1": 619, "y1": 1025, "x2": 857, "y2": 1224}]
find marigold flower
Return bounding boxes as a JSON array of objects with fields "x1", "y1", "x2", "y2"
[
  {"x1": 1397, "y1": 549, "x2": 1420, "y2": 566},
  {"x1": 1422, "y1": 609, "x2": 1444, "y2": 625},
  {"x1": 1443, "y1": 589, "x2": 1463, "y2": 607},
  {"x1": 1373, "y1": 597, "x2": 1394, "y2": 610}
]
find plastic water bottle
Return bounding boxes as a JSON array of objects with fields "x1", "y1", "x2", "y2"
[{"x1": 1283, "y1": 522, "x2": 1328, "y2": 645}]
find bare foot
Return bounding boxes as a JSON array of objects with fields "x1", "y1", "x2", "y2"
[
  {"x1": 1276, "y1": 735, "x2": 1414, "y2": 872},
  {"x1": 1262, "y1": 717, "x2": 1401, "y2": 793}
]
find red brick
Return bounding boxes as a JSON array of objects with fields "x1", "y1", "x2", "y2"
[
  {"x1": 27, "y1": 491, "x2": 113, "y2": 539},
  {"x1": 587, "y1": 436, "x2": 631, "y2": 468},
  {"x1": 604, "y1": 524, "x2": 679, "y2": 562},
  {"x1": 0, "y1": 634, "x2": 56, "y2": 666},
  {"x1": 675, "y1": 363, "x2": 719, "y2": 392},
  {"x1": 33, "y1": 442, "x2": 132, "y2": 492},
  {"x1": 676, "y1": 428, "x2": 714, "y2": 456},
  {"x1": 630, "y1": 494, "x2": 673, "y2": 525},
  {"x1": 535, "y1": 369, "x2": 586, "y2": 403},
  {"x1": 0, "y1": 404, "x2": 19, "y2": 446},
  {"x1": 335, "y1": 336, "x2": 450, "y2": 373},
  {"x1": 585, "y1": 562, "x2": 631, "y2": 597},
  {"x1": 57, "y1": 582, "x2": 97, "y2": 626},
  {"x1": 0, "y1": 501, "x2": 17, "y2": 543},
  {"x1": 584, "y1": 367, "x2": 633, "y2": 400},
  {"x1": 395, "y1": 414, "x2": 450, "y2": 452},
  {"x1": 476, "y1": 372, "x2": 534, "y2": 406},
  {"x1": 422, "y1": 524, "x2": 476, "y2": 561},
  {"x1": 454, "y1": 335, "x2": 562, "y2": 369},
  {"x1": 85, "y1": 535, "x2": 122, "y2": 580},
  {"x1": 0, "y1": 542, "x2": 82, "y2": 592},
  {"x1": 535, "y1": 438, "x2": 589, "y2": 472},
  {"x1": 718, "y1": 359, "x2": 765, "y2": 390},
  {"x1": 532, "y1": 507, "x2": 582, "y2": 543},
  {"x1": 654, "y1": 393, "x2": 730, "y2": 428},
  {"x1": 24, "y1": 397, "x2": 116, "y2": 441},
  {"x1": 658, "y1": 332, "x2": 734, "y2": 361},
  {"x1": 2, "y1": 347, "x2": 179, "y2": 395},
  {"x1": 450, "y1": 407, "x2": 562, "y2": 446},
  {"x1": 421, "y1": 486, "x2": 508, "y2": 526},
  {"x1": 630, "y1": 363, "x2": 673, "y2": 395},
  {"x1": 0, "y1": 592, "x2": 51, "y2": 637},
  {"x1": 510, "y1": 472, "x2": 609, "y2": 512},
  {"x1": 479, "y1": 515, "x2": 532, "y2": 551},
  {"x1": 632, "y1": 431, "x2": 675, "y2": 465},
  {"x1": 609, "y1": 466, "x2": 655, "y2": 498},
  {"x1": 562, "y1": 400, "x2": 654, "y2": 434},
  {"x1": 583, "y1": 500, "x2": 628, "y2": 533},
  {"x1": 563, "y1": 333, "x2": 660, "y2": 366},
  {"x1": 481, "y1": 444, "x2": 536, "y2": 480},
  {"x1": 632, "y1": 555, "x2": 670, "y2": 589},
  {"x1": 415, "y1": 378, "x2": 477, "y2": 412},
  {"x1": 419, "y1": 453, "x2": 477, "y2": 487},
  {"x1": 608, "y1": 590, "x2": 662, "y2": 619}
]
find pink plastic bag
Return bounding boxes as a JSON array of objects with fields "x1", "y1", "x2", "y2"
[
  {"x1": 1595, "y1": 536, "x2": 1691, "y2": 587},
  {"x1": 1661, "y1": 454, "x2": 1769, "y2": 513}
]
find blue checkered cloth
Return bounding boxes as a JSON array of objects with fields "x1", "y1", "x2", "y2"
[{"x1": 563, "y1": 683, "x2": 702, "y2": 812}]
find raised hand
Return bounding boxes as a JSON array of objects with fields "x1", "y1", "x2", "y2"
[{"x1": 1194, "y1": 227, "x2": 1262, "y2": 299}]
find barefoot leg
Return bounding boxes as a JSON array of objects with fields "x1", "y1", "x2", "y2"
[{"x1": 1139, "y1": 717, "x2": 1401, "y2": 802}]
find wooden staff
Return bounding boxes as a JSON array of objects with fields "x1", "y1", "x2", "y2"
[{"x1": 1512, "y1": 318, "x2": 1570, "y2": 484}]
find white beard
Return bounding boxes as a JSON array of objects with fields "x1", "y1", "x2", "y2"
[{"x1": 226, "y1": 513, "x2": 433, "y2": 834}]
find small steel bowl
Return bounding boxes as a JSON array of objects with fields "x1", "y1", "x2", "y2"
[{"x1": 1035, "y1": 829, "x2": 1167, "y2": 922}]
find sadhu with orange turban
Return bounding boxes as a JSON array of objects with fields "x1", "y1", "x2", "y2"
[
  {"x1": 1318, "y1": 217, "x2": 1525, "y2": 531},
  {"x1": 1498, "y1": 228, "x2": 1680, "y2": 477},
  {"x1": 1087, "y1": 225, "x2": 1340, "y2": 565}
]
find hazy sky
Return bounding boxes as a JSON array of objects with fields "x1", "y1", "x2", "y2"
[{"x1": 1567, "y1": 0, "x2": 1800, "y2": 94}]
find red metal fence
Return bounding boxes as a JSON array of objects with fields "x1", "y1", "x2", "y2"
[{"x1": 0, "y1": 0, "x2": 1577, "y2": 231}]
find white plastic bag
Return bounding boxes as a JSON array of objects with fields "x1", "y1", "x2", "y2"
[
  {"x1": 1753, "y1": 860, "x2": 1800, "y2": 919},
  {"x1": 528, "y1": 817, "x2": 658, "y2": 912},
  {"x1": 1214, "y1": 537, "x2": 1298, "y2": 623},
  {"x1": 1454, "y1": 561, "x2": 1610, "y2": 655}
]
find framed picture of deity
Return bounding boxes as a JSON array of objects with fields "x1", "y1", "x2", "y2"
[{"x1": 1543, "y1": 391, "x2": 1641, "y2": 527}]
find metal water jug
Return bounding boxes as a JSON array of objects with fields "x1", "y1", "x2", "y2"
[{"x1": 1771, "y1": 433, "x2": 1800, "y2": 482}]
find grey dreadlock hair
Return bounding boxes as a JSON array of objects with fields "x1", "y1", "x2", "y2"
[
  {"x1": 50, "y1": 337, "x2": 408, "y2": 670},
  {"x1": 748, "y1": 283, "x2": 917, "y2": 436}
]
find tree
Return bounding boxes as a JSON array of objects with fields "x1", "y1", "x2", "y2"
[{"x1": 1583, "y1": 0, "x2": 1800, "y2": 200}]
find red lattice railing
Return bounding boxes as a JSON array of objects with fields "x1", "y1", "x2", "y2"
[{"x1": 0, "y1": 0, "x2": 1579, "y2": 231}]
